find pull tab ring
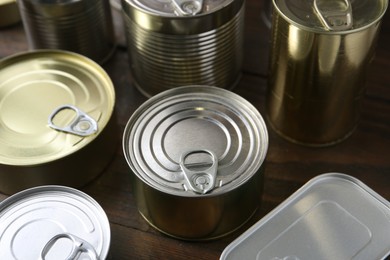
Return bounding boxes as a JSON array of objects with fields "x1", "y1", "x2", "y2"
[
  {"x1": 314, "y1": 0, "x2": 353, "y2": 31},
  {"x1": 48, "y1": 105, "x2": 98, "y2": 137},
  {"x1": 172, "y1": 0, "x2": 203, "y2": 16},
  {"x1": 40, "y1": 233, "x2": 98, "y2": 260},
  {"x1": 179, "y1": 149, "x2": 218, "y2": 194}
]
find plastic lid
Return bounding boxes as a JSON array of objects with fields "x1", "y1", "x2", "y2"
[{"x1": 221, "y1": 173, "x2": 390, "y2": 260}]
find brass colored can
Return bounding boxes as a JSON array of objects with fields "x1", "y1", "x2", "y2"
[
  {"x1": 17, "y1": 0, "x2": 115, "y2": 64},
  {"x1": 267, "y1": 0, "x2": 388, "y2": 146},
  {"x1": 0, "y1": 50, "x2": 117, "y2": 194},
  {"x1": 0, "y1": 0, "x2": 20, "y2": 27},
  {"x1": 123, "y1": 86, "x2": 268, "y2": 240},
  {"x1": 121, "y1": 0, "x2": 245, "y2": 97}
]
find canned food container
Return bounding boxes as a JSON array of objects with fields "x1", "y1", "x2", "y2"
[
  {"x1": 0, "y1": 0, "x2": 20, "y2": 27},
  {"x1": 267, "y1": 0, "x2": 388, "y2": 146},
  {"x1": 220, "y1": 173, "x2": 390, "y2": 260},
  {"x1": 0, "y1": 50, "x2": 117, "y2": 194},
  {"x1": 17, "y1": 0, "x2": 115, "y2": 64},
  {"x1": 123, "y1": 86, "x2": 268, "y2": 240},
  {"x1": 122, "y1": 0, "x2": 245, "y2": 97},
  {"x1": 0, "y1": 185, "x2": 111, "y2": 259}
]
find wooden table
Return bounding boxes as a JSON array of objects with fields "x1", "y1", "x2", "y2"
[{"x1": 1, "y1": 1, "x2": 389, "y2": 259}]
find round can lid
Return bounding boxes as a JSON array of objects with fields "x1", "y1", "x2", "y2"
[
  {"x1": 274, "y1": 0, "x2": 388, "y2": 32},
  {"x1": 0, "y1": 186, "x2": 111, "y2": 259},
  {"x1": 125, "y1": 0, "x2": 235, "y2": 16},
  {"x1": 0, "y1": 50, "x2": 115, "y2": 166},
  {"x1": 123, "y1": 86, "x2": 268, "y2": 197}
]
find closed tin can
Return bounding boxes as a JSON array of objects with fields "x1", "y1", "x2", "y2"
[
  {"x1": 17, "y1": 0, "x2": 115, "y2": 64},
  {"x1": 0, "y1": 0, "x2": 20, "y2": 27},
  {"x1": 221, "y1": 173, "x2": 390, "y2": 259},
  {"x1": 267, "y1": 0, "x2": 388, "y2": 146},
  {"x1": 121, "y1": 0, "x2": 245, "y2": 97},
  {"x1": 0, "y1": 185, "x2": 111, "y2": 259},
  {"x1": 0, "y1": 50, "x2": 117, "y2": 194},
  {"x1": 123, "y1": 86, "x2": 268, "y2": 240}
]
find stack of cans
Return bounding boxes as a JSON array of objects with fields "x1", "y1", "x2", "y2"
[
  {"x1": 122, "y1": 0, "x2": 245, "y2": 97},
  {"x1": 17, "y1": 0, "x2": 115, "y2": 64}
]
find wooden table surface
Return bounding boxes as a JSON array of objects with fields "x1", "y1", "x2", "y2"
[{"x1": 1, "y1": 0, "x2": 389, "y2": 259}]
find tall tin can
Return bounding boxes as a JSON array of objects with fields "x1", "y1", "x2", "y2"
[
  {"x1": 0, "y1": 50, "x2": 117, "y2": 194},
  {"x1": 17, "y1": 0, "x2": 115, "y2": 64},
  {"x1": 123, "y1": 86, "x2": 268, "y2": 240},
  {"x1": 266, "y1": 0, "x2": 388, "y2": 146},
  {"x1": 121, "y1": 0, "x2": 245, "y2": 97}
]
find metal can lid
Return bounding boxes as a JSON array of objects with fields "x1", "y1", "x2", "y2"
[
  {"x1": 0, "y1": 50, "x2": 115, "y2": 166},
  {"x1": 274, "y1": 0, "x2": 388, "y2": 32},
  {"x1": 123, "y1": 86, "x2": 268, "y2": 197},
  {"x1": 0, "y1": 185, "x2": 111, "y2": 259},
  {"x1": 220, "y1": 173, "x2": 390, "y2": 260},
  {"x1": 125, "y1": 0, "x2": 235, "y2": 16}
]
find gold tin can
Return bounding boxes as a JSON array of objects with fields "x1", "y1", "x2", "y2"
[
  {"x1": 0, "y1": 0, "x2": 20, "y2": 27},
  {"x1": 0, "y1": 50, "x2": 117, "y2": 194},
  {"x1": 17, "y1": 0, "x2": 115, "y2": 64},
  {"x1": 267, "y1": 0, "x2": 388, "y2": 146},
  {"x1": 123, "y1": 86, "x2": 268, "y2": 240},
  {"x1": 121, "y1": 0, "x2": 245, "y2": 97}
]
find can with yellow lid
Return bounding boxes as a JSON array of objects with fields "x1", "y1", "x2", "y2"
[{"x1": 0, "y1": 50, "x2": 117, "y2": 194}]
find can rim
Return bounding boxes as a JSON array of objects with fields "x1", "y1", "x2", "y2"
[
  {"x1": 0, "y1": 185, "x2": 111, "y2": 259},
  {"x1": 272, "y1": 0, "x2": 389, "y2": 34},
  {"x1": 0, "y1": 49, "x2": 115, "y2": 166},
  {"x1": 122, "y1": 85, "x2": 268, "y2": 197}
]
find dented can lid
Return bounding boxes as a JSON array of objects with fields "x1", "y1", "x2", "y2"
[
  {"x1": 220, "y1": 173, "x2": 390, "y2": 260},
  {"x1": 0, "y1": 186, "x2": 111, "y2": 259},
  {"x1": 0, "y1": 50, "x2": 115, "y2": 166},
  {"x1": 123, "y1": 86, "x2": 268, "y2": 197},
  {"x1": 274, "y1": 0, "x2": 388, "y2": 32}
]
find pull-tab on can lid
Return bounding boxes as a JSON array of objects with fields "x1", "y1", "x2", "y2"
[
  {"x1": 0, "y1": 186, "x2": 111, "y2": 259},
  {"x1": 123, "y1": 86, "x2": 268, "y2": 197},
  {"x1": 127, "y1": 0, "x2": 233, "y2": 16},
  {"x1": 274, "y1": 0, "x2": 388, "y2": 32}
]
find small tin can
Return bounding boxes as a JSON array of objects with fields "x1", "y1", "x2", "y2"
[
  {"x1": 121, "y1": 0, "x2": 245, "y2": 97},
  {"x1": 0, "y1": 50, "x2": 117, "y2": 194},
  {"x1": 123, "y1": 86, "x2": 268, "y2": 240},
  {"x1": 0, "y1": 0, "x2": 20, "y2": 27},
  {"x1": 266, "y1": 0, "x2": 388, "y2": 146},
  {"x1": 0, "y1": 185, "x2": 111, "y2": 259},
  {"x1": 17, "y1": 0, "x2": 115, "y2": 64},
  {"x1": 221, "y1": 173, "x2": 390, "y2": 259}
]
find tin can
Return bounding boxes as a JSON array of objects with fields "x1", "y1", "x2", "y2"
[
  {"x1": 123, "y1": 86, "x2": 268, "y2": 240},
  {"x1": 0, "y1": 50, "x2": 117, "y2": 194},
  {"x1": 121, "y1": 0, "x2": 245, "y2": 97},
  {"x1": 17, "y1": 0, "x2": 115, "y2": 64},
  {"x1": 0, "y1": 0, "x2": 20, "y2": 27},
  {"x1": 0, "y1": 185, "x2": 111, "y2": 259},
  {"x1": 221, "y1": 173, "x2": 390, "y2": 259},
  {"x1": 266, "y1": 0, "x2": 388, "y2": 146}
]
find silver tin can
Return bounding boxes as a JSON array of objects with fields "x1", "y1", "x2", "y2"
[
  {"x1": 123, "y1": 86, "x2": 268, "y2": 240},
  {"x1": 0, "y1": 185, "x2": 111, "y2": 259},
  {"x1": 121, "y1": 0, "x2": 245, "y2": 97},
  {"x1": 17, "y1": 0, "x2": 115, "y2": 64},
  {"x1": 221, "y1": 173, "x2": 390, "y2": 259},
  {"x1": 266, "y1": 0, "x2": 388, "y2": 146}
]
